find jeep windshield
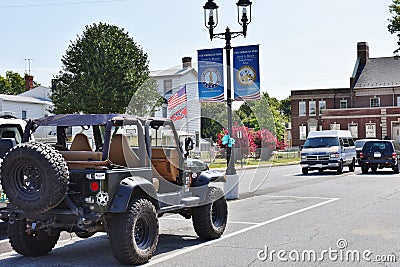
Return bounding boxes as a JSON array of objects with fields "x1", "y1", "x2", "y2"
[{"x1": 303, "y1": 137, "x2": 339, "y2": 148}]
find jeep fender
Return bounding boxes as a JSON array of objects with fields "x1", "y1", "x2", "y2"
[{"x1": 108, "y1": 177, "x2": 158, "y2": 213}]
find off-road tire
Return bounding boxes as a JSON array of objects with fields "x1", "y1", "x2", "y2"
[
  {"x1": 1, "y1": 143, "x2": 69, "y2": 213},
  {"x1": 349, "y1": 159, "x2": 355, "y2": 172},
  {"x1": 302, "y1": 168, "x2": 308, "y2": 175},
  {"x1": 8, "y1": 219, "x2": 60, "y2": 256},
  {"x1": 192, "y1": 187, "x2": 228, "y2": 240},
  {"x1": 109, "y1": 198, "x2": 159, "y2": 265}
]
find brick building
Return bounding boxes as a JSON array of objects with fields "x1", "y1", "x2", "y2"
[{"x1": 291, "y1": 42, "x2": 400, "y2": 147}]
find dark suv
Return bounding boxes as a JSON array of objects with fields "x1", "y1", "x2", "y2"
[{"x1": 359, "y1": 140, "x2": 400, "y2": 174}]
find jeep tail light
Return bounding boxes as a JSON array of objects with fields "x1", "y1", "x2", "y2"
[
  {"x1": 393, "y1": 153, "x2": 397, "y2": 159},
  {"x1": 359, "y1": 152, "x2": 364, "y2": 159},
  {"x1": 90, "y1": 181, "x2": 100, "y2": 192}
]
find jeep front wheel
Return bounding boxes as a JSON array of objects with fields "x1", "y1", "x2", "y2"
[
  {"x1": 8, "y1": 219, "x2": 60, "y2": 257},
  {"x1": 192, "y1": 187, "x2": 228, "y2": 240},
  {"x1": 108, "y1": 198, "x2": 159, "y2": 265},
  {"x1": 1, "y1": 143, "x2": 69, "y2": 213}
]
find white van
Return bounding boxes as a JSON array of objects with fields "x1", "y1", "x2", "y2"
[{"x1": 300, "y1": 130, "x2": 356, "y2": 175}]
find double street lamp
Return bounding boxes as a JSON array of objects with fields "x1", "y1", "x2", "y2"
[{"x1": 203, "y1": 0, "x2": 253, "y2": 175}]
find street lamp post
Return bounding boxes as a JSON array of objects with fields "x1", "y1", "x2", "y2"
[{"x1": 203, "y1": 0, "x2": 252, "y2": 176}]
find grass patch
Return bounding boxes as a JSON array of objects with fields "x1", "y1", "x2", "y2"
[{"x1": 209, "y1": 154, "x2": 300, "y2": 169}]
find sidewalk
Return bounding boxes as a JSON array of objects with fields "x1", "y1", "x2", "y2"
[{"x1": 210, "y1": 160, "x2": 300, "y2": 172}]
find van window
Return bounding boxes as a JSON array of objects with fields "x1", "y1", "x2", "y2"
[
  {"x1": 340, "y1": 138, "x2": 349, "y2": 147},
  {"x1": 303, "y1": 137, "x2": 339, "y2": 148},
  {"x1": 347, "y1": 138, "x2": 354, "y2": 146}
]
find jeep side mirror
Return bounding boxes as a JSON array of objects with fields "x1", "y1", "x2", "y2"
[{"x1": 185, "y1": 137, "x2": 194, "y2": 152}]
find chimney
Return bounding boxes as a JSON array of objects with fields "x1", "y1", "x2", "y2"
[
  {"x1": 24, "y1": 75, "x2": 34, "y2": 91},
  {"x1": 182, "y1": 57, "x2": 192, "y2": 69},
  {"x1": 357, "y1": 42, "x2": 369, "y2": 65}
]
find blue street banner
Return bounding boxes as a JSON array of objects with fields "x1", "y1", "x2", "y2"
[
  {"x1": 233, "y1": 45, "x2": 261, "y2": 101},
  {"x1": 197, "y1": 48, "x2": 224, "y2": 102}
]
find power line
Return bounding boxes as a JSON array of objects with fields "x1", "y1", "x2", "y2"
[{"x1": 0, "y1": 0, "x2": 130, "y2": 9}]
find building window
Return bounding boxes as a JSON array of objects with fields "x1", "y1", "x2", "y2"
[
  {"x1": 309, "y1": 101, "x2": 316, "y2": 116},
  {"x1": 348, "y1": 123, "x2": 358, "y2": 138},
  {"x1": 365, "y1": 123, "x2": 376, "y2": 138},
  {"x1": 330, "y1": 123, "x2": 340, "y2": 130},
  {"x1": 299, "y1": 101, "x2": 306, "y2": 116},
  {"x1": 340, "y1": 100, "x2": 347, "y2": 109},
  {"x1": 319, "y1": 101, "x2": 326, "y2": 115},
  {"x1": 163, "y1": 79, "x2": 172, "y2": 95},
  {"x1": 299, "y1": 125, "x2": 307, "y2": 140},
  {"x1": 22, "y1": 110, "x2": 27, "y2": 120},
  {"x1": 370, "y1": 97, "x2": 380, "y2": 107},
  {"x1": 397, "y1": 96, "x2": 400, "y2": 107}
]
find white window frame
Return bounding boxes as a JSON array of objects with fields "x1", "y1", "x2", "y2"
[
  {"x1": 319, "y1": 100, "x2": 326, "y2": 115},
  {"x1": 340, "y1": 100, "x2": 347, "y2": 109},
  {"x1": 299, "y1": 101, "x2": 306, "y2": 116},
  {"x1": 365, "y1": 123, "x2": 376, "y2": 138},
  {"x1": 370, "y1": 97, "x2": 380, "y2": 108},
  {"x1": 299, "y1": 125, "x2": 307, "y2": 140},
  {"x1": 309, "y1": 101, "x2": 316, "y2": 116},
  {"x1": 330, "y1": 124, "x2": 341, "y2": 130},
  {"x1": 348, "y1": 123, "x2": 358, "y2": 138}
]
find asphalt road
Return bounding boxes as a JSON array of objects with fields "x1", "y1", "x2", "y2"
[{"x1": 0, "y1": 164, "x2": 399, "y2": 266}]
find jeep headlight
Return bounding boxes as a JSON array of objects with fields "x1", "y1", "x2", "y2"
[{"x1": 330, "y1": 153, "x2": 340, "y2": 159}]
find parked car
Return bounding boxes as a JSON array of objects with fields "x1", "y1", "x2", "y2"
[
  {"x1": 359, "y1": 140, "x2": 400, "y2": 174},
  {"x1": 300, "y1": 130, "x2": 356, "y2": 174},
  {"x1": 354, "y1": 139, "x2": 378, "y2": 165}
]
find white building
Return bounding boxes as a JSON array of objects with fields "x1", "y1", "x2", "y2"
[
  {"x1": 0, "y1": 86, "x2": 53, "y2": 120},
  {"x1": 150, "y1": 57, "x2": 201, "y2": 137}
]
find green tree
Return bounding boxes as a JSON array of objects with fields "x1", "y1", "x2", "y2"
[
  {"x1": 125, "y1": 78, "x2": 163, "y2": 117},
  {"x1": 388, "y1": 0, "x2": 400, "y2": 53},
  {"x1": 51, "y1": 22, "x2": 150, "y2": 114},
  {"x1": 0, "y1": 71, "x2": 25, "y2": 95},
  {"x1": 201, "y1": 102, "x2": 227, "y2": 142}
]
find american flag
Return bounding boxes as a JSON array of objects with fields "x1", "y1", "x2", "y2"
[
  {"x1": 168, "y1": 86, "x2": 187, "y2": 110},
  {"x1": 170, "y1": 107, "x2": 187, "y2": 121}
]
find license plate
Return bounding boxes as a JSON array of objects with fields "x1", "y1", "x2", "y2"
[{"x1": 374, "y1": 152, "x2": 381, "y2": 158}]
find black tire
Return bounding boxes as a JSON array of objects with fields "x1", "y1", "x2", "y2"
[
  {"x1": 75, "y1": 231, "x2": 96, "y2": 239},
  {"x1": 349, "y1": 159, "x2": 355, "y2": 172},
  {"x1": 0, "y1": 143, "x2": 69, "y2": 213},
  {"x1": 393, "y1": 162, "x2": 399, "y2": 174},
  {"x1": 8, "y1": 219, "x2": 60, "y2": 257},
  {"x1": 337, "y1": 161, "x2": 343, "y2": 174},
  {"x1": 109, "y1": 198, "x2": 159, "y2": 265},
  {"x1": 361, "y1": 165, "x2": 368, "y2": 174},
  {"x1": 302, "y1": 168, "x2": 308, "y2": 175},
  {"x1": 371, "y1": 166, "x2": 378, "y2": 173},
  {"x1": 192, "y1": 187, "x2": 228, "y2": 240},
  {"x1": 318, "y1": 169, "x2": 324, "y2": 173}
]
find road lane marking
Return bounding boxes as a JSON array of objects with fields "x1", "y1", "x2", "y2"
[
  {"x1": 160, "y1": 217, "x2": 259, "y2": 225},
  {"x1": 144, "y1": 197, "x2": 340, "y2": 266}
]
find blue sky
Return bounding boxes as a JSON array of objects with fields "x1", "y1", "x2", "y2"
[{"x1": 0, "y1": 0, "x2": 398, "y2": 100}]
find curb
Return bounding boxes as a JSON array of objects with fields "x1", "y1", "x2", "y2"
[{"x1": 210, "y1": 161, "x2": 300, "y2": 172}]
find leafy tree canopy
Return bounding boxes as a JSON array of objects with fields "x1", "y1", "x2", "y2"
[
  {"x1": 0, "y1": 71, "x2": 26, "y2": 95},
  {"x1": 388, "y1": 0, "x2": 400, "y2": 53},
  {"x1": 51, "y1": 22, "x2": 151, "y2": 114}
]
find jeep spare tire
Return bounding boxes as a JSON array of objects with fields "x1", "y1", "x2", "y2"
[{"x1": 0, "y1": 143, "x2": 69, "y2": 213}]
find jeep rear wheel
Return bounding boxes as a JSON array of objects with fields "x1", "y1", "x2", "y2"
[
  {"x1": 8, "y1": 219, "x2": 60, "y2": 257},
  {"x1": 109, "y1": 198, "x2": 159, "y2": 265},
  {"x1": 0, "y1": 143, "x2": 69, "y2": 213},
  {"x1": 192, "y1": 187, "x2": 227, "y2": 240}
]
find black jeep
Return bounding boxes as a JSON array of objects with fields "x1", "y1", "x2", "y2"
[{"x1": 0, "y1": 114, "x2": 227, "y2": 265}]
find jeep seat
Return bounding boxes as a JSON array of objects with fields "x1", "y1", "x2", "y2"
[
  {"x1": 0, "y1": 138, "x2": 16, "y2": 158},
  {"x1": 109, "y1": 134, "x2": 141, "y2": 168},
  {"x1": 70, "y1": 133, "x2": 92, "y2": 151}
]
